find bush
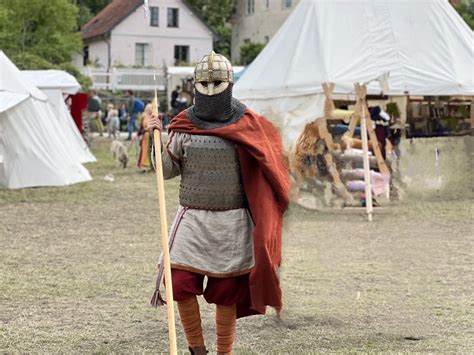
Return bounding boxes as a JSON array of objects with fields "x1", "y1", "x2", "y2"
[
  {"x1": 11, "y1": 52, "x2": 57, "y2": 70},
  {"x1": 239, "y1": 42, "x2": 265, "y2": 65},
  {"x1": 454, "y1": 1, "x2": 474, "y2": 29}
]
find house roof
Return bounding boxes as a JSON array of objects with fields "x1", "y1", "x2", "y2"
[
  {"x1": 81, "y1": 0, "x2": 218, "y2": 42},
  {"x1": 81, "y1": 0, "x2": 142, "y2": 41}
]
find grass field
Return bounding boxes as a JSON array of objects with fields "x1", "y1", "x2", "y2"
[{"x1": 0, "y1": 138, "x2": 472, "y2": 353}]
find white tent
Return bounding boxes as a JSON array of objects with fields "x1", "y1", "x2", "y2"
[
  {"x1": 21, "y1": 70, "x2": 96, "y2": 163},
  {"x1": 0, "y1": 51, "x2": 92, "y2": 189},
  {"x1": 21, "y1": 70, "x2": 81, "y2": 95},
  {"x1": 234, "y1": 0, "x2": 474, "y2": 149}
]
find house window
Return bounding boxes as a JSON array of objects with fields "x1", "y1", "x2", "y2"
[
  {"x1": 266, "y1": 0, "x2": 270, "y2": 9},
  {"x1": 167, "y1": 8, "x2": 179, "y2": 27},
  {"x1": 174, "y1": 45, "x2": 189, "y2": 64},
  {"x1": 282, "y1": 0, "x2": 292, "y2": 9},
  {"x1": 264, "y1": 36, "x2": 269, "y2": 43},
  {"x1": 135, "y1": 43, "x2": 150, "y2": 66},
  {"x1": 243, "y1": 38, "x2": 251, "y2": 44},
  {"x1": 245, "y1": 0, "x2": 255, "y2": 15},
  {"x1": 150, "y1": 7, "x2": 159, "y2": 26}
]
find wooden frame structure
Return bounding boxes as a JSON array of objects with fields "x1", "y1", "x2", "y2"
[
  {"x1": 293, "y1": 82, "x2": 391, "y2": 220},
  {"x1": 343, "y1": 83, "x2": 390, "y2": 176}
]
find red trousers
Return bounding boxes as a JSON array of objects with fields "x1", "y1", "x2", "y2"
[{"x1": 171, "y1": 269, "x2": 250, "y2": 306}]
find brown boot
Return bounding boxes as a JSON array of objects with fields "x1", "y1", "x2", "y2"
[{"x1": 189, "y1": 346, "x2": 208, "y2": 355}]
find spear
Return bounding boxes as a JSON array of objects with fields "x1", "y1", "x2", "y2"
[{"x1": 152, "y1": 71, "x2": 178, "y2": 355}]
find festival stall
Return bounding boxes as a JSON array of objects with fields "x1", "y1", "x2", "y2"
[{"x1": 234, "y1": 0, "x2": 474, "y2": 213}]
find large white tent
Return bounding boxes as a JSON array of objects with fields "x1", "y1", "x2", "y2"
[
  {"x1": 234, "y1": 0, "x2": 474, "y2": 149},
  {"x1": 21, "y1": 70, "x2": 96, "y2": 163},
  {"x1": 0, "y1": 51, "x2": 92, "y2": 189}
]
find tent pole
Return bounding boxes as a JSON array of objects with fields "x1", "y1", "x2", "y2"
[{"x1": 360, "y1": 90, "x2": 373, "y2": 221}]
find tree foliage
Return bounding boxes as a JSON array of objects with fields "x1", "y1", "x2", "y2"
[
  {"x1": 0, "y1": 0, "x2": 92, "y2": 89},
  {"x1": 239, "y1": 42, "x2": 265, "y2": 65},
  {"x1": 186, "y1": 0, "x2": 235, "y2": 58},
  {"x1": 0, "y1": 0, "x2": 82, "y2": 64},
  {"x1": 78, "y1": 3, "x2": 94, "y2": 27},
  {"x1": 454, "y1": 0, "x2": 474, "y2": 29},
  {"x1": 76, "y1": 0, "x2": 111, "y2": 27},
  {"x1": 77, "y1": 0, "x2": 110, "y2": 16}
]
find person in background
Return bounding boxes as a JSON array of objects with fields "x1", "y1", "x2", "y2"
[
  {"x1": 170, "y1": 85, "x2": 181, "y2": 112},
  {"x1": 126, "y1": 90, "x2": 143, "y2": 140},
  {"x1": 137, "y1": 103, "x2": 154, "y2": 171},
  {"x1": 87, "y1": 90, "x2": 104, "y2": 137},
  {"x1": 369, "y1": 106, "x2": 391, "y2": 159},
  {"x1": 106, "y1": 104, "x2": 120, "y2": 140},
  {"x1": 176, "y1": 93, "x2": 188, "y2": 113},
  {"x1": 118, "y1": 103, "x2": 128, "y2": 132},
  {"x1": 389, "y1": 119, "x2": 402, "y2": 160}
]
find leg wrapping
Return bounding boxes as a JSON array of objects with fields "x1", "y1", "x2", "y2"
[
  {"x1": 216, "y1": 304, "x2": 236, "y2": 354},
  {"x1": 177, "y1": 296, "x2": 205, "y2": 348}
]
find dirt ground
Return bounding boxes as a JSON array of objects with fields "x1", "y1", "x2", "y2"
[{"x1": 0, "y1": 138, "x2": 472, "y2": 353}]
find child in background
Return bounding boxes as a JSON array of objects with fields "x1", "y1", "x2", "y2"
[{"x1": 106, "y1": 104, "x2": 120, "y2": 139}]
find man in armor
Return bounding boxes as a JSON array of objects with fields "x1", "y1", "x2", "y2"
[{"x1": 149, "y1": 51, "x2": 289, "y2": 355}]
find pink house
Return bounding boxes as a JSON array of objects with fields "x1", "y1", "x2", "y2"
[{"x1": 80, "y1": 0, "x2": 216, "y2": 69}]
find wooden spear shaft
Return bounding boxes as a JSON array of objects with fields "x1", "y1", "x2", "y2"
[{"x1": 152, "y1": 91, "x2": 178, "y2": 354}]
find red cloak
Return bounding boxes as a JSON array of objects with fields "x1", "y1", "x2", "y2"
[{"x1": 169, "y1": 108, "x2": 289, "y2": 318}]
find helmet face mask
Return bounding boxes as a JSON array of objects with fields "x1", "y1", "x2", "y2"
[
  {"x1": 194, "y1": 51, "x2": 233, "y2": 96},
  {"x1": 195, "y1": 80, "x2": 228, "y2": 96}
]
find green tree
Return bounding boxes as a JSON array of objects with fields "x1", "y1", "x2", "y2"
[
  {"x1": 239, "y1": 42, "x2": 265, "y2": 65},
  {"x1": 454, "y1": 0, "x2": 474, "y2": 29},
  {"x1": 0, "y1": 0, "x2": 82, "y2": 64},
  {"x1": 76, "y1": 0, "x2": 111, "y2": 27},
  {"x1": 0, "y1": 0, "x2": 91, "y2": 89},
  {"x1": 0, "y1": 6, "x2": 10, "y2": 46},
  {"x1": 186, "y1": 0, "x2": 235, "y2": 58},
  {"x1": 78, "y1": 3, "x2": 94, "y2": 27},
  {"x1": 78, "y1": 0, "x2": 110, "y2": 16}
]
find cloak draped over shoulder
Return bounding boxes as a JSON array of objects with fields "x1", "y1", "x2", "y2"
[{"x1": 169, "y1": 108, "x2": 289, "y2": 318}]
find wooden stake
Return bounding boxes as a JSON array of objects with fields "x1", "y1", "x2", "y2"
[
  {"x1": 470, "y1": 97, "x2": 474, "y2": 132},
  {"x1": 152, "y1": 98, "x2": 178, "y2": 354},
  {"x1": 360, "y1": 103, "x2": 373, "y2": 222}
]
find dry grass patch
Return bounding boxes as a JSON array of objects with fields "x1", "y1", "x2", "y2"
[{"x1": 0, "y1": 138, "x2": 472, "y2": 353}]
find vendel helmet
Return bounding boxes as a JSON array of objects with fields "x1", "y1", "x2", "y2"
[{"x1": 194, "y1": 51, "x2": 234, "y2": 96}]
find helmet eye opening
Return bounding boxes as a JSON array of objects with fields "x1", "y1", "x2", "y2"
[{"x1": 199, "y1": 80, "x2": 223, "y2": 88}]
